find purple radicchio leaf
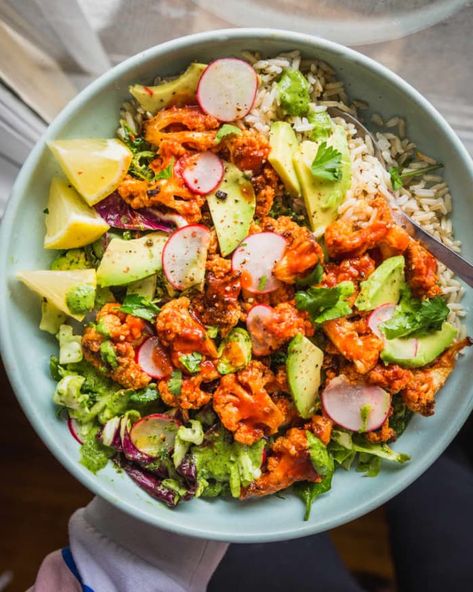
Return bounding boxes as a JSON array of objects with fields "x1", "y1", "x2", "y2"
[
  {"x1": 177, "y1": 454, "x2": 198, "y2": 500},
  {"x1": 117, "y1": 457, "x2": 179, "y2": 508},
  {"x1": 95, "y1": 193, "x2": 174, "y2": 232}
]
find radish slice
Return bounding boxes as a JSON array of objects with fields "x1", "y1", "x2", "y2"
[
  {"x1": 100, "y1": 416, "x2": 121, "y2": 448},
  {"x1": 321, "y1": 376, "x2": 391, "y2": 433},
  {"x1": 182, "y1": 152, "x2": 223, "y2": 195},
  {"x1": 246, "y1": 304, "x2": 276, "y2": 356},
  {"x1": 368, "y1": 304, "x2": 397, "y2": 338},
  {"x1": 368, "y1": 303, "x2": 418, "y2": 358},
  {"x1": 162, "y1": 224, "x2": 211, "y2": 290},
  {"x1": 197, "y1": 58, "x2": 258, "y2": 121},
  {"x1": 232, "y1": 232, "x2": 287, "y2": 294},
  {"x1": 137, "y1": 336, "x2": 173, "y2": 379},
  {"x1": 67, "y1": 417, "x2": 83, "y2": 444},
  {"x1": 130, "y1": 414, "x2": 180, "y2": 457}
]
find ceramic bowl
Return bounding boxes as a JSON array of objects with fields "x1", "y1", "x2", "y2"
[{"x1": 1, "y1": 29, "x2": 472, "y2": 542}]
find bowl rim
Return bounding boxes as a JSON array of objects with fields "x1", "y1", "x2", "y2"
[{"x1": 1, "y1": 27, "x2": 473, "y2": 542}]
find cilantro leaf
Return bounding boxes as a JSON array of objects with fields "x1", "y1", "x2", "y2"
[
  {"x1": 295, "y1": 281, "x2": 354, "y2": 324},
  {"x1": 215, "y1": 124, "x2": 242, "y2": 143},
  {"x1": 390, "y1": 164, "x2": 443, "y2": 191},
  {"x1": 389, "y1": 167, "x2": 403, "y2": 191},
  {"x1": 381, "y1": 285, "x2": 449, "y2": 339},
  {"x1": 295, "y1": 264, "x2": 323, "y2": 288},
  {"x1": 179, "y1": 353, "x2": 203, "y2": 374},
  {"x1": 129, "y1": 384, "x2": 158, "y2": 404},
  {"x1": 168, "y1": 370, "x2": 183, "y2": 396},
  {"x1": 120, "y1": 294, "x2": 160, "y2": 322},
  {"x1": 310, "y1": 142, "x2": 342, "y2": 182}
]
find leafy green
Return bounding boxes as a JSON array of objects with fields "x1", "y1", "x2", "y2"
[
  {"x1": 278, "y1": 69, "x2": 310, "y2": 116},
  {"x1": 389, "y1": 163, "x2": 443, "y2": 191},
  {"x1": 129, "y1": 384, "x2": 159, "y2": 404},
  {"x1": 121, "y1": 123, "x2": 174, "y2": 182},
  {"x1": 308, "y1": 111, "x2": 333, "y2": 141},
  {"x1": 80, "y1": 428, "x2": 114, "y2": 474},
  {"x1": 57, "y1": 325, "x2": 83, "y2": 365},
  {"x1": 154, "y1": 163, "x2": 173, "y2": 180},
  {"x1": 389, "y1": 396, "x2": 413, "y2": 437},
  {"x1": 295, "y1": 281, "x2": 354, "y2": 324},
  {"x1": 357, "y1": 453, "x2": 381, "y2": 477},
  {"x1": 310, "y1": 142, "x2": 342, "y2": 182},
  {"x1": 179, "y1": 352, "x2": 203, "y2": 374},
  {"x1": 167, "y1": 370, "x2": 183, "y2": 396},
  {"x1": 389, "y1": 167, "x2": 403, "y2": 191},
  {"x1": 193, "y1": 429, "x2": 265, "y2": 498},
  {"x1": 173, "y1": 419, "x2": 204, "y2": 467},
  {"x1": 99, "y1": 341, "x2": 118, "y2": 369},
  {"x1": 215, "y1": 124, "x2": 242, "y2": 143},
  {"x1": 297, "y1": 431, "x2": 335, "y2": 520},
  {"x1": 295, "y1": 264, "x2": 323, "y2": 288},
  {"x1": 53, "y1": 375, "x2": 90, "y2": 422},
  {"x1": 119, "y1": 294, "x2": 160, "y2": 321},
  {"x1": 330, "y1": 429, "x2": 410, "y2": 477},
  {"x1": 381, "y1": 285, "x2": 449, "y2": 339}
]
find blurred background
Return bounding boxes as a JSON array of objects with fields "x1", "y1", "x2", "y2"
[{"x1": 0, "y1": 1, "x2": 472, "y2": 590}]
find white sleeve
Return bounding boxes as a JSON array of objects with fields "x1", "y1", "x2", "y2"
[{"x1": 69, "y1": 497, "x2": 228, "y2": 592}]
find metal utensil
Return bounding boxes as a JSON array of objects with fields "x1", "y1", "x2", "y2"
[{"x1": 328, "y1": 107, "x2": 473, "y2": 288}]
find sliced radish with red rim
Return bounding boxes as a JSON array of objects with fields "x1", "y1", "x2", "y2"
[
  {"x1": 67, "y1": 417, "x2": 83, "y2": 444},
  {"x1": 368, "y1": 304, "x2": 397, "y2": 338},
  {"x1": 130, "y1": 413, "x2": 180, "y2": 457},
  {"x1": 137, "y1": 336, "x2": 173, "y2": 379},
  {"x1": 246, "y1": 304, "x2": 277, "y2": 356},
  {"x1": 232, "y1": 232, "x2": 287, "y2": 294},
  {"x1": 321, "y1": 376, "x2": 391, "y2": 433},
  {"x1": 162, "y1": 224, "x2": 211, "y2": 290},
  {"x1": 197, "y1": 58, "x2": 258, "y2": 121},
  {"x1": 181, "y1": 152, "x2": 223, "y2": 195},
  {"x1": 368, "y1": 303, "x2": 418, "y2": 358}
]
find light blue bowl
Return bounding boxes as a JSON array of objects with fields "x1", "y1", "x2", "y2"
[{"x1": 1, "y1": 29, "x2": 472, "y2": 543}]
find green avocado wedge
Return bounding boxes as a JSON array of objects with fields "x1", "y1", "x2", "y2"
[
  {"x1": 356, "y1": 256, "x2": 405, "y2": 311},
  {"x1": 97, "y1": 232, "x2": 167, "y2": 287},
  {"x1": 129, "y1": 63, "x2": 207, "y2": 114},
  {"x1": 293, "y1": 125, "x2": 351, "y2": 238},
  {"x1": 207, "y1": 162, "x2": 256, "y2": 256},
  {"x1": 381, "y1": 321, "x2": 457, "y2": 368},
  {"x1": 287, "y1": 334, "x2": 324, "y2": 418},
  {"x1": 268, "y1": 121, "x2": 301, "y2": 197}
]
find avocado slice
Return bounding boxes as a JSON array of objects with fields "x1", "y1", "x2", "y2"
[
  {"x1": 381, "y1": 322, "x2": 457, "y2": 368},
  {"x1": 129, "y1": 63, "x2": 207, "y2": 114},
  {"x1": 268, "y1": 122, "x2": 301, "y2": 197},
  {"x1": 356, "y1": 256, "x2": 405, "y2": 311},
  {"x1": 97, "y1": 232, "x2": 167, "y2": 287},
  {"x1": 126, "y1": 274, "x2": 157, "y2": 300},
  {"x1": 293, "y1": 125, "x2": 351, "y2": 237},
  {"x1": 207, "y1": 162, "x2": 256, "y2": 256},
  {"x1": 217, "y1": 328, "x2": 252, "y2": 375},
  {"x1": 286, "y1": 334, "x2": 324, "y2": 419}
]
